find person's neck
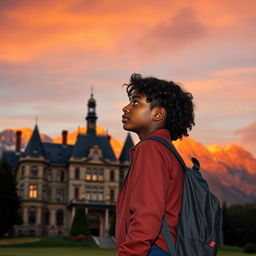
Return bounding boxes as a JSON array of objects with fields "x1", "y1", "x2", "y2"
[{"x1": 137, "y1": 127, "x2": 164, "y2": 140}]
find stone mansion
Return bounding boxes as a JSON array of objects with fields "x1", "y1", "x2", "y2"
[{"x1": 2, "y1": 93, "x2": 134, "y2": 237}]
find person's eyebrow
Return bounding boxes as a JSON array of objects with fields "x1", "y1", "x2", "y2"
[{"x1": 129, "y1": 95, "x2": 141, "y2": 101}]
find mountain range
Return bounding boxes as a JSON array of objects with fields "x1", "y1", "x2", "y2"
[{"x1": 0, "y1": 126, "x2": 255, "y2": 205}]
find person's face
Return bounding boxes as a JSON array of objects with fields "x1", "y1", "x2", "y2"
[{"x1": 122, "y1": 90, "x2": 159, "y2": 135}]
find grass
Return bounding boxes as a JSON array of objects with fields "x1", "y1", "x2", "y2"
[{"x1": 0, "y1": 237, "x2": 255, "y2": 256}]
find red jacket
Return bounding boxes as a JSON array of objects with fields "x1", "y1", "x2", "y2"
[{"x1": 116, "y1": 129, "x2": 184, "y2": 255}]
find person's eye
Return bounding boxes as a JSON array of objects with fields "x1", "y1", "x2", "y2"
[{"x1": 132, "y1": 101, "x2": 138, "y2": 106}]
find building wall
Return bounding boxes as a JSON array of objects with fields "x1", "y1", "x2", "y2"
[{"x1": 15, "y1": 153, "x2": 129, "y2": 237}]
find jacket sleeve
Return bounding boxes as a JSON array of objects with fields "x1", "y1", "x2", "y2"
[{"x1": 117, "y1": 140, "x2": 170, "y2": 256}]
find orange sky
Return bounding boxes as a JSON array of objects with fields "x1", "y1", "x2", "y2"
[{"x1": 0, "y1": 0, "x2": 256, "y2": 156}]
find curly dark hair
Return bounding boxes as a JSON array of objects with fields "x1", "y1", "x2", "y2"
[{"x1": 123, "y1": 73, "x2": 195, "y2": 141}]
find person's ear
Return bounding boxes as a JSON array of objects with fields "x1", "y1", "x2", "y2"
[{"x1": 153, "y1": 107, "x2": 166, "y2": 121}]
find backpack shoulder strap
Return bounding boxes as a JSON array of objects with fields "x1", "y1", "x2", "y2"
[{"x1": 142, "y1": 136, "x2": 187, "y2": 171}]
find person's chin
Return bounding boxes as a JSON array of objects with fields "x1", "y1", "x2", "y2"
[{"x1": 122, "y1": 123, "x2": 133, "y2": 132}]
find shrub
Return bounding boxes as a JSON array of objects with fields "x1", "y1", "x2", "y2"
[
  {"x1": 70, "y1": 206, "x2": 91, "y2": 237},
  {"x1": 243, "y1": 242, "x2": 256, "y2": 253}
]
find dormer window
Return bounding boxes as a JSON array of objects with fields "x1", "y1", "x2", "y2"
[
  {"x1": 58, "y1": 152, "x2": 63, "y2": 160},
  {"x1": 89, "y1": 145, "x2": 102, "y2": 160}
]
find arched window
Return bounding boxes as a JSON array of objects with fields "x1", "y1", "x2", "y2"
[
  {"x1": 29, "y1": 184, "x2": 38, "y2": 199},
  {"x1": 57, "y1": 170, "x2": 65, "y2": 182},
  {"x1": 75, "y1": 168, "x2": 80, "y2": 180},
  {"x1": 110, "y1": 170, "x2": 115, "y2": 182},
  {"x1": 30, "y1": 166, "x2": 38, "y2": 178},
  {"x1": 44, "y1": 209, "x2": 50, "y2": 226},
  {"x1": 28, "y1": 207, "x2": 36, "y2": 224},
  {"x1": 56, "y1": 209, "x2": 64, "y2": 226}
]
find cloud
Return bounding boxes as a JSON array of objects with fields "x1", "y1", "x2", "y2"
[
  {"x1": 137, "y1": 8, "x2": 208, "y2": 55},
  {"x1": 209, "y1": 66, "x2": 256, "y2": 77},
  {"x1": 234, "y1": 122, "x2": 256, "y2": 142},
  {"x1": 0, "y1": 0, "x2": 256, "y2": 151},
  {"x1": 233, "y1": 122, "x2": 256, "y2": 157}
]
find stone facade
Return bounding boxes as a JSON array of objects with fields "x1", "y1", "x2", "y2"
[{"x1": 3, "y1": 93, "x2": 134, "y2": 237}]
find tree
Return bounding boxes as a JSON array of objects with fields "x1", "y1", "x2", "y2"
[
  {"x1": 223, "y1": 203, "x2": 256, "y2": 246},
  {"x1": 70, "y1": 206, "x2": 91, "y2": 236},
  {"x1": 0, "y1": 159, "x2": 20, "y2": 237},
  {"x1": 109, "y1": 211, "x2": 116, "y2": 237}
]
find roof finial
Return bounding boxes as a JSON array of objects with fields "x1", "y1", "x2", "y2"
[
  {"x1": 91, "y1": 84, "x2": 94, "y2": 97},
  {"x1": 35, "y1": 115, "x2": 38, "y2": 125}
]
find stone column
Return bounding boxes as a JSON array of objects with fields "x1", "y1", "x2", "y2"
[
  {"x1": 71, "y1": 207, "x2": 75, "y2": 221},
  {"x1": 105, "y1": 208, "x2": 109, "y2": 235},
  {"x1": 37, "y1": 207, "x2": 42, "y2": 225},
  {"x1": 23, "y1": 207, "x2": 28, "y2": 225},
  {"x1": 50, "y1": 209, "x2": 55, "y2": 227}
]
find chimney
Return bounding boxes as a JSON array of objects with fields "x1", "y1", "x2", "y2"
[
  {"x1": 16, "y1": 130, "x2": 22, "y2": 152},
  {"x1": 62, "y1": 130, "x2": 68, "y2": 145},
  {"x1": 106, "y1": 129, "x2": 111, "y2": 142}
]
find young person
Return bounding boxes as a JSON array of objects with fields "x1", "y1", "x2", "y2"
[{"x1": 115, "y1": 73, "x2": 195, "y2": 256}]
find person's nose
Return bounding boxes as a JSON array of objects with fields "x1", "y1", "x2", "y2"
[{"x1": 122, "y1": 103, "x2": 130, "y2": 113}]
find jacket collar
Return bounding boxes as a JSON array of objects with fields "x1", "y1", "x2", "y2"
[{"x1": 130, "y1": 129, "x2": 172, "y2": 152}]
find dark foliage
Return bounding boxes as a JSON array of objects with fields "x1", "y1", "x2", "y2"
[
  {"x1": 223, "y1": 202, "x2": 256, "y2": 246},
  {"x1": 243, "y1": 242, "x2": 256, "y2": 253},
  {"x1": 0, "y1": 159, "x2": 20, "y2": 237},
  {"x1": 70, "y1": 206, "x2": 91, "y2": 236}
]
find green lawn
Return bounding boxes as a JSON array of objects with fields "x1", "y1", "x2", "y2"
[{"x1": 0, "y1": 237, "x2": 255, "y2": 256}]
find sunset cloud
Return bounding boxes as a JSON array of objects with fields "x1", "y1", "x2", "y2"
[{"x1": 0, "y1": 0, "x2": 255, "y2": 155}]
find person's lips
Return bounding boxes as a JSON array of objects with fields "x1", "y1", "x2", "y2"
[{"x1": 122, "y1": 115, "x2": 129, "y2": 122}]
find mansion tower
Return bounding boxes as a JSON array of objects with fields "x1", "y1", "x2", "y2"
[{"x1": 2, "y1": 93, "x2": 134, "y2": 237}]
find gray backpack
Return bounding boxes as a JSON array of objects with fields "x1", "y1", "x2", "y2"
[{"x1": 144, "y1": 136, "x2": 223, "y2": 256}]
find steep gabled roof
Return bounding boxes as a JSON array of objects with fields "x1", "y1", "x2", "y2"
[
  {"x1": 43, "y1": 143, "x2": 73, "y2": 165},
  {"x1": 23, "y1": 125, "x2": 45, "y2": 157},
  {"x1": 72, "y1": 134, "x2": 116, "y2": 160},
  {"x1": 119, "y1": 132, "x2": 134, "y2": 162}
]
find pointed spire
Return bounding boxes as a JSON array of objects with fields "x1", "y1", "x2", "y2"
[
  {"x1": 119, "y1": 132, "x2": 134, "y2": 162},
  {"x1": 24, "y1": 125, "x2": 45, "y2": 157},
  {"x1": 86, "y1": 89, "x2": 98, "y2": 136}
]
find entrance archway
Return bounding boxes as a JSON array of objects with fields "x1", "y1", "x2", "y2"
[{"x1": 88, "y1": 215, "x2": 100, "y2": 236}]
